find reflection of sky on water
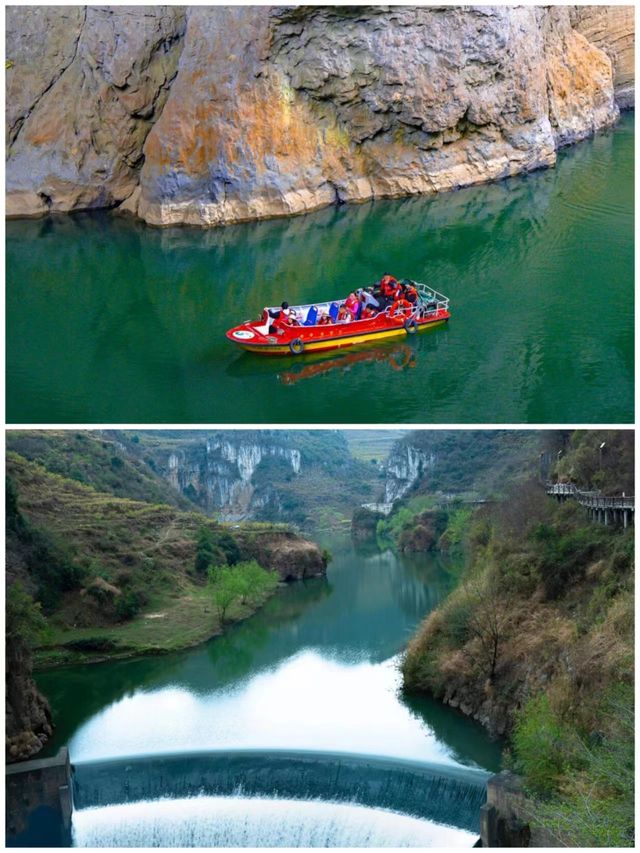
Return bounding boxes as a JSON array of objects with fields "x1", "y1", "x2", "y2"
[
  {"x1": 69, "y1": 652, "x2": 470, "y2": 765},
  {"x1": 40, "y1": 539, "x2": 502, "y2": 772}
]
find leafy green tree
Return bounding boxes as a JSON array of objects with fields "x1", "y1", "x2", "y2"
[
  {"x1": 209, "y1": 565, "x2": 244, "y2": 623},
  {"x1": 6, "y1": 582, "x2": 47, "y2": 647},
  {"x1": 235, "y1": 560, "x2": 278, "y2": 605}
]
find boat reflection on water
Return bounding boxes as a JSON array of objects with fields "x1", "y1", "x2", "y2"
[{"x1": 277, "y1": 341, "x2": 418, "y2": 385}]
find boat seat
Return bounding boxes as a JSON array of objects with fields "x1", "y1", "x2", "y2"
[
  {"x1": 329, "y1": 302, "x2": 340, "y2": 323},
  {"x1": 304, "y1": 306, "x2": 318, "y2": 326},
  {"x1": 253, "y1": 309, "x2": 272, "y2": 336}
]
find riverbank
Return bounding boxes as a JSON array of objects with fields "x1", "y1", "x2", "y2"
[
  {"x1": 33, "y1": 580, "x2": 281, "y2": 670},
  {"x1": 7, "y1": 447, "x2": 326, "y2": 707},
  {"x1": 34, "y1": 531, "x2": 502, "y2": 772},
  {"x1": 400, "y1": 431, "x2": 634, "y2": 845}
]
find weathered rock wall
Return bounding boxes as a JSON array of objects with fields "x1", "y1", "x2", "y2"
[
  {"x1": 6, "y1": 6, "x2": 630, "y2": 225},
  {"x1": 6, "y1": 5, "x2": 186, "y2": 216},
  {"x1": 6, "y1": 634, "x2": 53, "y2": 763},
  {"x1": 571, "y1": 5, "x2": 635, "y2": 108},
  {"x1": 145, "y1": 432, "x2": 301, "y2": 520}
]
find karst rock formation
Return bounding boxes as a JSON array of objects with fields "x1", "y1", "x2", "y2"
[{"x1": 5, "y1": 5, "x2": 634, "y2": 225}]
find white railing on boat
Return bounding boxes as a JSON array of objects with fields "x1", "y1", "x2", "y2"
[
  {"x1": 413, "y1": 282, "x2": 450, "y2": 314},
  {"x1": 259, "y1": 280, "x2": 449, "y2": 326}
]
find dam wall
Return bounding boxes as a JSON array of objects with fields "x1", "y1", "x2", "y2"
[
  {"x1": 73, "y1": 749, "x2": 490, "y2": 833},
  {"x1": 6, "y1": 747, "x2": 73, "y2": 848}
]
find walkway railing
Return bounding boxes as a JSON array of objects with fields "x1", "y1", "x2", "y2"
[{"x1": 545, "y1": 482, "x2": 634, "y2": 509}]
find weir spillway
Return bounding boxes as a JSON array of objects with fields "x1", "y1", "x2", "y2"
[
  {"x1": 7, "y1": 747, "x2": 491, "y2": 846},
  {"x1": 72, "y1": 749, "x2": 490, "y2": 832}
]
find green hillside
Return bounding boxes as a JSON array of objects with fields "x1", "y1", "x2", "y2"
[
  {"x1": 6, "y1": 452, "x2": 322, "y2": 667},
  {"x1": 6, "y1": 430, "x2": 196, "y2": 510},
  {"x1": 402, "y1": 430, "x2": 634, "y2": 846}
]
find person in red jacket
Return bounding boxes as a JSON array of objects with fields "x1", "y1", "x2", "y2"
[{"x1": 378, "y1": 273, "x2": 400, "y2": 309}]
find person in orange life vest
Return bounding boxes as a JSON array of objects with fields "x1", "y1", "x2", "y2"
[
  {"x1": 268, "y1": 301, "x2": 293, "y2": 335},
  {"x1": 360, "y1": 304, "x2": 377, "y2": 319},
  {"x1": 378, "y1": 273, "x2": 400, "y2": 309}
]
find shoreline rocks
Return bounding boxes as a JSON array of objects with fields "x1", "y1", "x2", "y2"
[{"x1": 6, "y1": 6, "x2": 632, "y2": 226}]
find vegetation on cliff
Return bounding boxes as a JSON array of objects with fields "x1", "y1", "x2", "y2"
[
  {"x1": 401, "y1": 430, "x2": 634, "y2": 846},
  {"x1": 8, "y1": 430, "x2": 382, "y2": 533}
]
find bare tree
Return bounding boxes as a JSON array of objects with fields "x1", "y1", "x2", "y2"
[{"x1": 462, "y1": 573, "x2": 511, "y2": 682}]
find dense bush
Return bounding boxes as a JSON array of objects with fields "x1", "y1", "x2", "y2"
[{"x1": 115, "y1": 590, "x2": 148, "y2": 621}]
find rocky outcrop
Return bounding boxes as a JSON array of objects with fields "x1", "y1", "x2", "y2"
[
  {"x1": 6, "y1": 6, "x2": 627, "y2": 224},
  {"x1": 241, "y1": 530, "x2": 327, "y2": 581},
  {"x1": 6, "y1": 638, "x2": 53, "y2": 763},
  {"x1": 571, "y1": 6, "x2": 635, "y2": 108}
]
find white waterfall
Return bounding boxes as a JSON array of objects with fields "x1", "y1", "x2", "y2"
[{"x1": 72, "y1": 795, "x2": 477, "y2": 848}]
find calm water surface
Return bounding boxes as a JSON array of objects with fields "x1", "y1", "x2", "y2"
[
  {"x1": 37, "y1": 536, "x2": 501, "y2": 771},
  {"x1": 7, "y1": 115, "x2": 633, "y2": 423}
]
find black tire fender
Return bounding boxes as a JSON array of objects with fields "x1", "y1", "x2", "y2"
[
  {"x1": 289, "y1": 338, "x2": 305, "y2": 355},
  {"x1": 404, "y1": 318, "x2": 418, "y2": 334}
]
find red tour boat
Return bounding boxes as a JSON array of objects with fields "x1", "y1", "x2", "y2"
[{"x1": 226, "y1": 281, "x2": 450, "y2": 356}]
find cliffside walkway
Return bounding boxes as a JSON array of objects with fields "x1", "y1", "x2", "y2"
[{"x1": 546, "y1": 483, "x2": 634, "y2": 527}]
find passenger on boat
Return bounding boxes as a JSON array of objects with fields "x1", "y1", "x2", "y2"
[
  {"x1": 403, "y1": 282, "x2": 418, "y2": 304},
  {"x1": 344, "y1": 292, "x2": 359, "y2": 319},
  {"x1": 378, "y1": 273, "x2": 400, "y2": 308},
  {"x1": 267, "y1": 301, "x2": 293, "y2": 334},
  {"x1": 360, "y1": 304, "x2": 377, "y2": 320},
  {"x1": 317, "y1": 311, "x2": 332, "y2": 325},
  {"x1": 358, "y1": 288, "x2": 380, "y2": 311},
  {"x1": 337, "y1": 305, "x2": 352, "y2": 323}
]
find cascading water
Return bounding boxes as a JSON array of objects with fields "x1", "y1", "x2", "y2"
[{"x1": 72, "y1": 795, "x2": 477, "y2": 848}]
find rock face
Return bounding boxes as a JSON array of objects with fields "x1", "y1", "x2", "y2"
[
  {"x1": 571, "y1": 5, "x2": 635, "y2": 109},
  {"x1": 6, "y1": 5, "x2": 186, "y2": 216},
  {"x1": 385, "y1": 443, "x2": 435, "y2": 504},
  {"x1": 149, "y1": 432, "x2": 301, "y2": 520},
  {"x1": 6, "y1": 637, "x2": 53, "y2": 763},
  {"x1": 6, "y1": 6, "x2": 630, "y2": 224},
  {"x1": 241, "y1": 530, "x2": 327, "y2": 581}
]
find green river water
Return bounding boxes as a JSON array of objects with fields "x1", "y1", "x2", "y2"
[{"x1": 7, "y1": 115, "x2": 634, "y2": 424}]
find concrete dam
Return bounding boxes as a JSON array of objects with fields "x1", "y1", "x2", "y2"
[{"x1": 7, "y1": 748, "x2": 491, "y2": 847}]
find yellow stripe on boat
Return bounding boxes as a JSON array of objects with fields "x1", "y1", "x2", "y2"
[{"x1": 237, "y1": 320, "x2": 447, "y2": 354}]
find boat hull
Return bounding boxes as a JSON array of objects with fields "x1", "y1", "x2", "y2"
[{"x1": 227, "y1": 311, "x2": 450, "y2": 356}]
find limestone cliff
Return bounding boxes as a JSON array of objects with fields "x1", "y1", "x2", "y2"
[
  {"x1": 385, "y1": 443, "x2": 435, "y2": 504},
  {"x1": 150, "y1": 432, "x2": 301, "y2": 521},
  {"x1": 382, "y1": 430, "x2": 538, "y2": 505},
  {"x1": 571, "y1": 5, "x2": 635, "y2": 109},
  {"x1": 6, "y1": 6, "x2": 632, "y2": 225}
]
